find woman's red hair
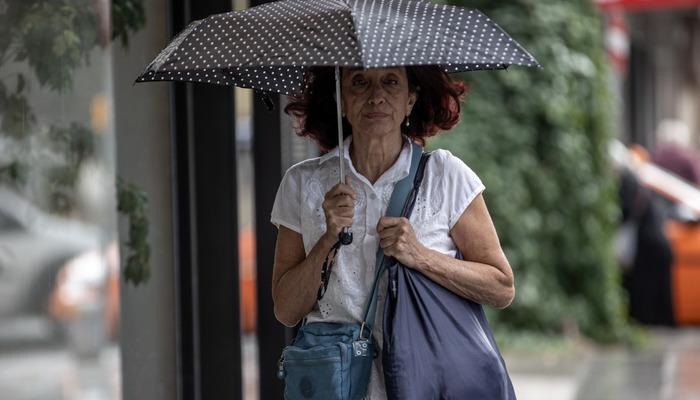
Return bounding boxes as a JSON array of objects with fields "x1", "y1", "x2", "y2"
[{"x1": 284, "y1": 66, "x2": 468, "y2": 151}]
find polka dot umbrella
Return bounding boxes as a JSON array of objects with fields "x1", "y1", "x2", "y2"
[
  {"x1": 135, "y1": 0, "x2": 540, "y2": 244},
  {"x1": 135, "y1": 0, "x2": 539, "y2": 92}
]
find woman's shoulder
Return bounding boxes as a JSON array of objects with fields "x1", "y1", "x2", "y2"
[
  {"x1": 282, "y1": 156, "x2": 324, "y2": 180},
  {"x1": 425, "y1": 147, "x2": 484, "y2": 191},
  {"x1": 427, "y1": 148, "x2": 475, "y2": 175}
]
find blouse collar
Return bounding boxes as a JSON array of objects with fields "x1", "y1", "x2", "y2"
[{"x1": 318, "y1": 134, "x2": 414, "y2": 184}]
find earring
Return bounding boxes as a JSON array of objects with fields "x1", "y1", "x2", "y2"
[{"x1": 405, "y1": 116, "x2": 410, "y2": 127}]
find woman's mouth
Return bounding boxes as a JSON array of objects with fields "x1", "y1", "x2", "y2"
[{"x1": 364, "y1": 112, "x2": 389, "y2": 119}]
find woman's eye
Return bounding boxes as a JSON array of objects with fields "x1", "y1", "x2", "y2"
[
  {"x1": 385, "y1": 79, "x2": 399, "y2": 85},
  {"x1": 352, "y1": 78, "x2": 366, "y2": 86}
]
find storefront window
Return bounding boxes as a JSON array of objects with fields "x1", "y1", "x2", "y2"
[{"x1": 0, "y1": 1, "x2": 122, "y2": 398}]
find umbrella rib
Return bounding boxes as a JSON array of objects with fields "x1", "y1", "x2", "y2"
[
  {"x1": 347, "y1": 0, "x2": 366, "y2": 67},
  {"x1": 147, "y1": 19, "x2": 205, "y2": 74}
]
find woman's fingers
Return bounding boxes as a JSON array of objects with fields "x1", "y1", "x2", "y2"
[
  {"x1": 378, "y1": 227, "x2": 401, "y2": 241},
  {"x1": 327, "y1": 208, "x2": 353, "y2": 219},
  {"x1": 329, "y1": 203, "x2": 354, "y2": 220},
  {"x1": 322, "y1": 181, "x2": 357, "y2": 237},
  {"x1": 377, "y1": 217, "x2": 414, "y2": 251},
  {"x1": 379, "y1": 236, "x2": 399, "y2": 249},
  {"x1": 322, "y1": 197, "x2": 354, "y2": 215},
  {"x1": 377, "y1": 217, "x2": 409, "y2": 235},
  {"x1": 335, "y1": 217, "x2": 354, "y2": 228},
  {"x1": 324, "y1": 182, "x2": 356, "y2": 200},
  {"x1": 330, "y1": 194, "x2": 355, "y2": 207},
  {"x1": 330, "y1": 196, "x2": 354, "y2": 211},
  {"x1": 376, "y1": 217, "x2": 428, "y2": 269}
]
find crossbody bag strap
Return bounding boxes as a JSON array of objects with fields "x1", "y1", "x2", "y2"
[{"x1": 361, "y1": 144, "x2": 431, "y2": 333}]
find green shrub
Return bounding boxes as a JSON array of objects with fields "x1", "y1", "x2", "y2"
[{"x1": 430, "y1": 0, "x2": 631, "y2": 342}]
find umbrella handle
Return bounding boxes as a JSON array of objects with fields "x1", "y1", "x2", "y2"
[{"x1": 335, "y1": 65, "x2": 353, "y2": 246}]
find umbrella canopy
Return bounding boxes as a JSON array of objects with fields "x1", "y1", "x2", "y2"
[{"x1": 135, "y1": 0, "x2": 540, "y2": 94}]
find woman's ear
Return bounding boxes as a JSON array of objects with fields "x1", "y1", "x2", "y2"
[{"x1": 407, "y1": 92, "x2": 418, "y2": 114}]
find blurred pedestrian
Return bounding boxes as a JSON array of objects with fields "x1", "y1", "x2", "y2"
[
  {"x1": 652, "y1": 119, "x2": 700, "y2": 186},
  {"x1": 617, "y1": 168, "x2": 675, "y2": 326}
]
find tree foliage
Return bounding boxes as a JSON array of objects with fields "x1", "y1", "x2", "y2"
[
  {"x1": 430, "y1": 0, "x2": 631, "y2": 342},
  {"x1": 113, "y1": 0, "x2": 147, "y2": 47},
  {"x1": 0, "y1": 0, "x2": 149, "y2": 285},
  {"x1": 0, "y1": 0, "x2": 146, "y2": 209}
]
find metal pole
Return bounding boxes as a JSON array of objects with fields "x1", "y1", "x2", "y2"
[
  {"x1": 335, "y1": 65, "x2": 353, "y2": 245},
  {"x1": 335, "y1": 66, "x2": 345, "y2": 182}
]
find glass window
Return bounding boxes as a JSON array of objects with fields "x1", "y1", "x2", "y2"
[{"x1": 0, "y1": 1, "x2": 122, "y2": 398}]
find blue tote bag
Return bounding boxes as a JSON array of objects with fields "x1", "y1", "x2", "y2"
[{"x1": 382, "y1": 159, "x2": 517, "y2": 400}]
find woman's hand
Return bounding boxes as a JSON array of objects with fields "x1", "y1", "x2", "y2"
[
  {"x1": 377, "y1": 216, "x2": 428, "y2": 269},
  {"x1": 322, "y1": 179, "x2": 356, "y2": 241}
]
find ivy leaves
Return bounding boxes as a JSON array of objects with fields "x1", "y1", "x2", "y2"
[
  {"x1": 117, "y1": 177, "x2": 151, "y2": 285},
  {"x1": 434, "y1": 0, "x2": 632, "y2": 342}
]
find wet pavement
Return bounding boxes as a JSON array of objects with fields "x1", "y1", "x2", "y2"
[
  {"x1": 508, "y1": 328, "x2": 700, "y2": 400},
  {"x1": 240, "y1": 328, "x2": 700, "y2": 400},
  {"x1": 0, "y1": 344, "x2": 120, "y2": 400},
  {"x1": 1, "y1": 327, "x2": 697, "y2": 399}
]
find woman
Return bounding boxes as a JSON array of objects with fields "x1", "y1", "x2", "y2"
[{"x1": 271, "y1": 65, "x2": 515, "y2": 399}]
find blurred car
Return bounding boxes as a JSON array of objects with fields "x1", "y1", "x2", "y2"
[
  {"x1": 0, "y1": 187, "x2": 106, "y2": 350},
  {"x1": 48, "y1": 241, "x2": 120, "y2": 357}
]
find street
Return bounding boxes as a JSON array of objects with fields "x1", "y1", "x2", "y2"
[
  {"x1": 0, "y1": 344, "x2": 120, "y2": 400},
  {"x1": 0, "y1": 328, "x2": 698, "y2": 399},
  {"x1": 509, "y1": 328, "x2": 700, "y2": 400}
]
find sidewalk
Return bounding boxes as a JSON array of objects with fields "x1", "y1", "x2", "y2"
[{"x1": 505, "y1": 328, "x2": 700, "y2": 400}]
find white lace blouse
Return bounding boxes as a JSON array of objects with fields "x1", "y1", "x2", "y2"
[{"x1": 270, "y1": 134, "x2": 486, "y2": 399}]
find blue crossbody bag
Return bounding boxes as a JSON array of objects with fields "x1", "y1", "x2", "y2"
[{"x1": 277, "y1": 143, "x2": 429, "y2": 400}]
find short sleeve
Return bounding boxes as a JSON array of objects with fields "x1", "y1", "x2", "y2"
[
  {"x1": 270, "y1": 166, "x2": 302, "y2": 233},
  {"x1": 438, "y1": 150, "x2": 486, "y2": 230}
]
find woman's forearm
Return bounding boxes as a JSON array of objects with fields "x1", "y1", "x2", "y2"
[
  {"x1": 414, "y1": 248, "x2": 515, "y2": 309},
  {"x1": 273, "y1": 233, "x2": 339, "y2": 327}
]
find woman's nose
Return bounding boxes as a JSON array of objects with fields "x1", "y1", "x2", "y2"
[{"x1": 367, "y1": 85, "x2": 386, "y2": 105}]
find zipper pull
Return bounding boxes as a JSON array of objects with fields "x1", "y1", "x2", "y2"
[
  {"x1": 391, "y1": 279, "x2": 397, "y2": 299},
  {"x1": 276, "y1": 356, "x2": 285, "y2": 380}
]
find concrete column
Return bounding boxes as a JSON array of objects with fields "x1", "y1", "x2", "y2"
[{"x1": 111, "y1": 0, "x2": 177, "y2": 398}]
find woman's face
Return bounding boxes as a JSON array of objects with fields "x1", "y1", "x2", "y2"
[{"x1": 340, "y1": 67, "x2": 417, "y2": 139}]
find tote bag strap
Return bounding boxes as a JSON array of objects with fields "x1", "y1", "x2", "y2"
[{"x1": 361, "y1": 143, "x2": 431, "y2": 334}]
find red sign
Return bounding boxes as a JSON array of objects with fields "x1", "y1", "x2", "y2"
[
  {"x1": 597, "y1": 0, "x2": 700, "y2": 12},
  {"x1": 605, "y1": 9, "x2": 629, "y2": 75}
]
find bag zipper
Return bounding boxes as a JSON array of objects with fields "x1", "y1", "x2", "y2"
[{"x1": 277, "y1": 355, "x2": 285, "y2": 379}]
